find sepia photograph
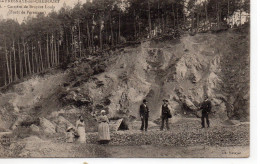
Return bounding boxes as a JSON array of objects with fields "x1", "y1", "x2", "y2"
[{"x1": 0, "y1": 0, "x2": 250, "y2": 158}]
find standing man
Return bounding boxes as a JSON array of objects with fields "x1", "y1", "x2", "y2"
[
  {"x1": 160, "y1": 99, "x2": 171, "y2": 131},
  {"x1": 199, "y1": 95, "x2": 212, "y2": 128},
  {"x1": 140, "y1": 99, "x2": 150, "y2": 131}
]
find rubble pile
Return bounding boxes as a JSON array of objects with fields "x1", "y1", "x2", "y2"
[{"x1": 86, "y1": 123, "x2": 249, "y2": 147}]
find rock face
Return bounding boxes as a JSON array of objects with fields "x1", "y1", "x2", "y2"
[
  {"x1": 0, "y1": 72, "x2": 67, "y2": 131},
  {"x1": 71, "y1": 31, "x2": 249, "y2": 122},
  {"x1": 39, "y1": 117, "x2": 56, "y2": 134},
  {"x1": 54, "y1": 116, "x2": 75, "y2": 133},
  {"x1": 0, "y1": 31, "x2": 249, "y2": 135}
]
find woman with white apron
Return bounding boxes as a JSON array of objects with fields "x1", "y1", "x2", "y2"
[
  {"x1": 98, "y1": 110, "x2": 110, "y2": 144},
  {"x1": 76, "y1": 115, "x2": 86, "y2": 143}
]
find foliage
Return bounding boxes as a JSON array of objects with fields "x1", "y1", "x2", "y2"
[{"x1": 0, "y1": 0, "x2": 250, "y2": 87}]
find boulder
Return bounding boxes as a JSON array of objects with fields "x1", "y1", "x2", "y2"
[
  {"x1": 54, "y1": 116, "x2": 75, "y2": 133},
  {"x1": 10, "y1": 115, "x2": 28, "y2": 130},
  {"x1": 185, "y1": 98, "x2": 197, "y2": 110},
  {"x1": 109, "y1": 119, "x2": 123, "y2": 132},
  {"x1": 39, "y1": 117, "x2": 56, "y2": 134},
  {"x1": 30, "y1": 124, "x2": 40, "y2": 133}
]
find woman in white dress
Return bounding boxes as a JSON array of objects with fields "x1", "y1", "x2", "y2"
[
  {"x1": 98, "y1": 110, "x2": 110, "y2": 144},
  {"x1": 76, "y1": 115, "x2": 86, "y2": 143}
]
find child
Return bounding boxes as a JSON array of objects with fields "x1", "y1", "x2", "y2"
[{"x1": 66, "y1": 127, "x2": 75, "y2": 143}]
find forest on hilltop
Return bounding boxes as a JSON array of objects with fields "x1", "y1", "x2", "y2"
[{"x1": 0, "y1": 0, "x2": 250, "y2": 87}]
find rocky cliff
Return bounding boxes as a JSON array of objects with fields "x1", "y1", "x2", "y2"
[{"x1": 0, "y1": 29, "x2": 249, "y2": 133}]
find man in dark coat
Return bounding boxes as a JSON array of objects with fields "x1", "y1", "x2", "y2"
[
  {"x1": 200, "y1": 96, "x2": 212, "y2": 128},
  {"x1": 139, "y1": 99, "x2": 150, "y2": 131},
  {"x1": 160, "y1": 99, "x2": 171, "y2": 130}
]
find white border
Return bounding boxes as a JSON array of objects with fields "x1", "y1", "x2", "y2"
[{"x1": 1, "y1": 0, "x2": 259, "y2": 163}]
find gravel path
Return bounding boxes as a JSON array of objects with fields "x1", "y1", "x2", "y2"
[{"x1": 86, "y1": 120, "x2": 249, "y2": 147}]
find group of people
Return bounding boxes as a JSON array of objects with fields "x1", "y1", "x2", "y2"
[
  {"x1": 139, "y1": 95, "x2": 212, "y2": 131},
  {"x1": 67, "y1": 95, "x2": 212, "y2": 144},
  {"x1": 66, "y1": 110, "x2": 110, "y2": 144},
  {"x1": 139, "y1": 99, "x2": 174, "y2": 131}
]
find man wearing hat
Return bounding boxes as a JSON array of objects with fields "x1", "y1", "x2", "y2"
[
  {"x1": 161, "y1": 99, "x2": 171, "y2": 130},
  {"x1": 139, "y1": 99, "x2": 150, "y2": 131},
  {"x1": 199, "y1": 95, "x2": 212, "y2": 128}
]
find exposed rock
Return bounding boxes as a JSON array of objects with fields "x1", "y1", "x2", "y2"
[
  {"x1": 39, "y1": 117, "x2": 56, "y2": 134},
  {"x1": 61, "y1": 89, "x2": 92, "y2": 107},
  {"x1": 30, "y1": 124, "x2": 40, "y2": 133},
  {"x1": 54, "y1": 116, "x2": 75, "y2": 133},
  {"x1": 184, "y1": 98, "x2": 197, "y2": 111},
  {"x1": 11, "y1": 115, "x2": 28, "y2": 130},
  {"x1": 109, "y1": 119, "x2": 123, "y2": 132}
]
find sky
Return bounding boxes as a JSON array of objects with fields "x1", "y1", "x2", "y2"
[{"x1": 0, "y1": 0, "x2": 89, "y2": 23}]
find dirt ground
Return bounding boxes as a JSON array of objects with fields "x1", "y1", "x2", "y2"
[
  {"x1": 97, "y1": 145, "x2": 249, "y2": 158},
  {"x1": 0, "y1": 118, "x2": 249, "y2": 158},
  {"x1": 0, "y1": 139, "x2": 249, "y2": 158}
]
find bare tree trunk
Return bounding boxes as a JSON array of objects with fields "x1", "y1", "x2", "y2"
[
  {"x1": 51, "y1": 36, "x2": 54, "y2": 66},
  {"x1": 91, "y1": 29, "x2": 94, "y2": 53},
  {"x1": 54, "y1": 38, "x2": 57, "y2": 66},
  {"x1": 228, "y1": 0, "x2": 230, "y2": 17},
  {"x1": 22, "y1": 40, "x2": 28, "y2": 76},
  {"x1": 191, "y1": 11, "x2": 194, "y2": 32},
  {"x1": 13, "y1": 41, "x2": 18, "y2": 81},
  {"x1": 148, "y1": 0, "x2": 152, "y2": 37},
  {"x1": 138, "y1": 22, "x2": 141, "y2": 36},
  {"x1": 158, "y1": 1, "x2": 161, "y2": 30},
  {"x1": 71, "y1": 28, "x2": 75, "y2": 58},
  {"x1": 118, "y1": 11, "x2": 121, "y2": 42},
  {"x1": 35, "y1": 43, "x2": 39, "y2": 73},
  {"x1": 115, "y1": 32, "x2": 118, "y2": 45},
  {"x1": 4, "y1": 39, "x2": 10, "y2": 83},
  {"x1": 57, "y1": 41, "x2": 60, "y2": 65},
  {"x1": 134, "y1": 9, "x2": 137, "y2": 39},
  {"x1": 204, "y1": 2, "x2": 208, "y2": 30},
  {"x1": 51, "y1": 37, "x2": 56, "y2": 66},
  {"x1": 240, "y1": 8, "x2": 242, "y2": 26},
  {"x1": 9, "y1": 47, "x2": 13, "y2": 82},
  {"x1": 31, "y1": 43, "x2": 35, "y2": 73},
  {"x1": 99, "y1": 22, "x2": 103, "y2": 49},
  {"x1": 165, "y1": 11, "x2": 168, "y2": 29},
  {"x1": 87, "y1": 21, "x2": 91, "y2": 48},
  {"x1": 197, "y1": 10, "x2": 200, "y2": 32},
  {"x1": 27, "y1": 45, "x2": 31, "y2": 74},
  {"x1": 172, "y1": 4, "x2": 176, "y2": 28},
  {"x1": 39, "y1": 42, "x2": 43, "y2": 71},
  {"x1": 205, "y1": 2, "x2": 208, "y2": 23},
  {"x1": 52, "y1": 37, "x2": 55, "y2": 66},
  {"x1": 50, "y1": 35, "x2": 54, "y2": 66},
  {"x1": 177, "y1": 8, "x2": 179, "y2": 28},
  {"x1": 217, "y1": 2, "x2": 220, "y2": 29},
  {"x1": 161, "y1": 9, "x2": 165, "y2": 33},
  {"x1": 18, "y1": 40, "x2": 23, "y2": 78},
  {"x1": 47, "y1": 34, "x2": 50, "y2": 68},
  {"x1": 4, "y1": 62, "x2": 7, "y2": 85},
  {"x1": 66, "y1": 33, "x2": 69, "y2": 61},
  {"x1": 110, "y1": 13, "x2": 114, "y2": 46},
  {"x1": 78, "y1": 19, "x2": 82, "y2": 57},
  {"x1": 105, "y1": 22, "x2": 108, "y2": 46}
]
